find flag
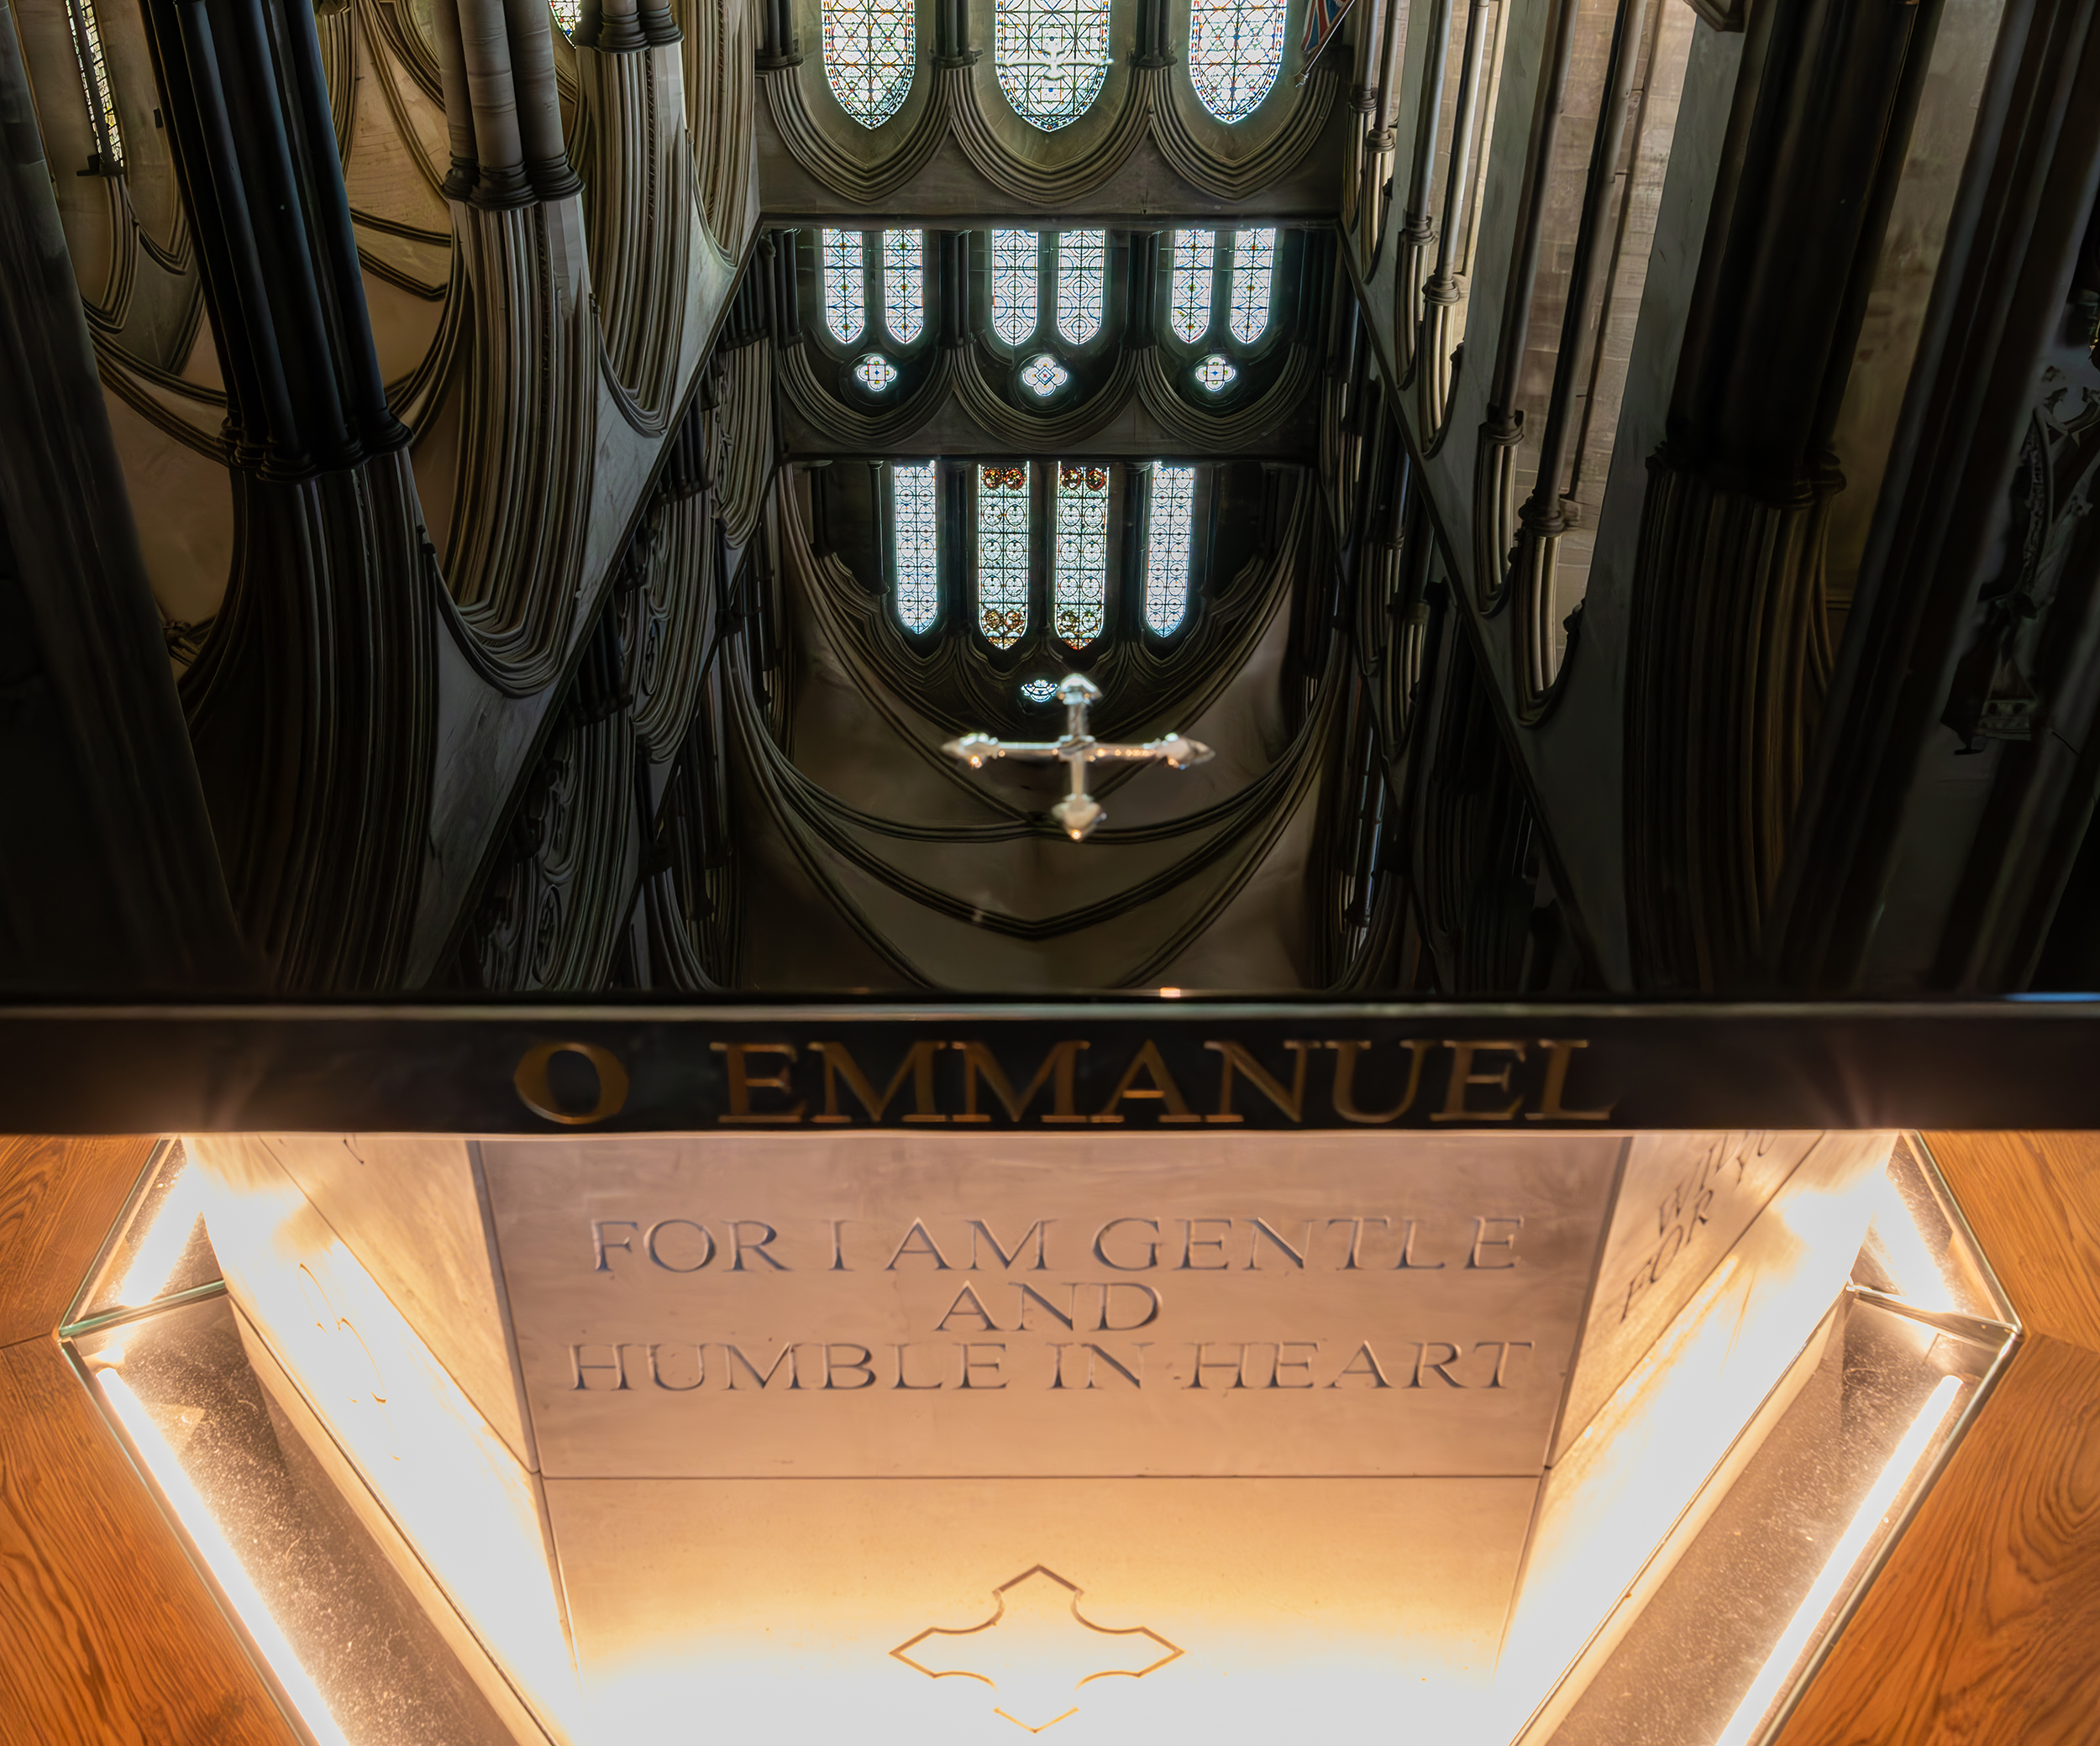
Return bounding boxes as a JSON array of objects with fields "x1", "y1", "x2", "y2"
[{"x1": 1296, "y1": 0, "x2": 1356, "y2": 81}]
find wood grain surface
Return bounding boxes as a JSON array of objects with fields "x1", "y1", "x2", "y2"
[
  {"x1": 0, "y1": 1133, "x2": 295, "y2": 1746},
  {"x1": 0, "y1": 1133, "x2": 155, "y2": 1345},
  {"x1": 1775, "y1": 1130, "x2": 2100, "y2": 1746}
]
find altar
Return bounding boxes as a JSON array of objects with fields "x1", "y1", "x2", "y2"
[{"x1": 13, "y1": 1003, "x2": 2061, "y2": 1746}]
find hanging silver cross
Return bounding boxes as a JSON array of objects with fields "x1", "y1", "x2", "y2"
[{"x1": 942, "y1": 674, "x2": 1214, "y2": 841}]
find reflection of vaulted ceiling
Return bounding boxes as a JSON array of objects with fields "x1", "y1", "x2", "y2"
[{"x1": 8, "y1": 0, "x2": 2097, "y2": 1001}]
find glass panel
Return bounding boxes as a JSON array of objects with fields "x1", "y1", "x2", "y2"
[
  {"x1": 1053, "y1": 463, "x2": 1111, "y2": 648},
  {"x1": 1188, "y1": 0, "x2": 1287, "y2": 121},
  {"x1": 995, "y1": 0, "x2": 1112, "y2": 129},
  {"x1": 549, "y1": 0, "x2": 581, "y2": 35},
  {"x1": 855, "y1": 354, "x2": 900, "y2": 391},
  {"x1": 1145, "y1": 464, "x2": 1197, "y2": 634},
  {"x1": 977, "y1": 463, "x2": 1032, "y2": 648},
  {"x1": 1228, "y1": 228, "x2": 1276, "y2": 344},
  {"x1": 893, "y1": 462, "x2": 939, "y2": 633},
  {"x1": 823, "y1": 0, "x2": 917, "y2": 128},
  {"x1": 1195, "y1": 353, "x2": 1238, "y2": 391},
  {"x1": 1168, "y1": 230, "x2": 1215, "y2": 343},
  {"x1": 822, "y1": 230, "x2": 866, "y2": 343},
  {"x1": 990, "y1": 230, "x2": 1041, "y2": 345},
  {"x1": 1021, "y1": 354, "x2": 1072, "y2": 396},
  {"x1": 884, "y1": 229, "x2": 924, "y2": 344},
  {"x1": 1057, "y1": 230, "x2": 1106, "y2": 345},
  {"x1": 64, "y1": 0, "x2": 123, "y2": 164},
  {"x1": 1020, "y1": 678, "x2": 1058, "y2": 702}
]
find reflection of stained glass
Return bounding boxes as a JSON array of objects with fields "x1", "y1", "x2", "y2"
[
  {"x1": 990, "y1": 230, "x2": 1039, "y2": 345},
  {"x1": 978, "y1": 463, "x2": 1032, "y2": 648},
  {"x1": 894, "y1": 462, "x2": 939, "y2": 632},
  {"x1": 855, "y1": 354, "x2": 900, "y2": 391},
  {"x1": 884, "y1": 230, "x2": 923, "y2": 343},
  {"x1": 1020, "y1": 354, "x2": 1070, "y2": 396},
  {"x1": 1229, "y1": 228, "x2": 1277, "y2": 343},
  {"x1": 1146, "y1": 464, "x2": 1196, "y2": 634},
  {"x1": 995, "y1": 0, "x2": 1110, "y2": 129},
  {"x1": 63, "y1": 0, "x2": 123, "y2": 165},
  {"x1": 549, "y1": 0, "x2": 581, "y2": 36},
  {"x1": 1195, "y1": 353, "x2": 1238, "y2": 391},
  {"x1": 1054, "y1": 462, "x2": 1110, "y2": 648},
  {"x1": 1020, "y1": 678, "x2": 1058, "y2": 702},
  {"x1": 1169, "y1": 231, "x2": 1215, "y2": 343},
  {"x1": 822, "y1": 230, "x2": 865, "y2": 343},
  {"x1": 1057, "y1": 230, "x2": 1105, "y2": 345},
  {"x1": 1188, "y1": 0, "x2": 1286, "y2": 121},
  {"x1": 823, "y1": 0, "x2": 916, "y2": 128}
]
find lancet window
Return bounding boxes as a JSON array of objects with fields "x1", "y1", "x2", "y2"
[
  {"x1": 1188, "y1": 0, "x2": 1287, "y2": 121},
  {"x1": 977, "y1": 464, "x2": 1032, "y2": 647},
  {"x1": 1145, "y1": 465, "x2": 1197, "y2": 633},
  {"x1": 995, "y1": 0, "x2": 1111, "y2": 130},
  {"x1": 1057, "y1": 231, "x2": 1106, "y2": 346},
  {"x1": 884, "y1": 230, "x2": 924, "y2": 344},
  {"x1": 1053, "y1": 464, "x2": 1111, "y2": 648},
  {"x1": 990, "y1": 230, "x2": 1041, "y2": 345},
  {"x1": 61, "y1": 0, "x2": 122, "y2": 171},
  {"x1": 823, "y1": 0, "x2": 917, "y2": 128},
  {"x1": 892, "y1": 463, "x2": 940, "y2": 632},
  {"x1": 1168, "y1": 231, "x2": 1215, "y2": 343},
  {"x1": 822, "y1": 230, "x2": 866, "y2": 343},
  {"x1": 1228, "y1": 228, "x2": 1276, "y2": 343},
  {"x1": 549, "y1": 0, "x2": 581, "y2": 34}
]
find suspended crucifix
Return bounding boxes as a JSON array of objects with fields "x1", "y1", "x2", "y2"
[{"x1": 942, "y1": 674, "x2": 1214, "y2": 841}]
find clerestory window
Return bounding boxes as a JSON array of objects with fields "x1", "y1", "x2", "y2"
[
  {"x1": 1053, "y1": 464, "x2": 1111, "y2": 648},
  {"x1": 1057, "y1": 231, "x2": 1106, "y2": 347},
  {"x1": 892, "y1": 462, "x2": 940, "y2": 633},
  {"x1": 822, "y1": 0, "x2": 917, "y2": 128},
  {"x1": 1188, "y1": 0, "x2": 1287, "y2": 122},
  {"x1": 1144, "y1": 464, "x2": 1196, "y2": 634},
  {"x1": 822, "y1": 230, "x2": 866, "y2": 344},
  {"x1": 884, "y1": 229, "x2": 924, "y2": 344},
  {"x1": 990, "y1": 230, "x2": 1041, "y2": 346},
  {"x1": 977, "y1": 464, "x2": 1032, "y2": 647},
  {"x1": 995, "y1": 0, "x2": 1110, "y2": 130},
  {"x1": 60, "y1": 0, "x2": 122, "y2": 172},
  {"x1": 1168, "y1": 230, "x2": 1215, "y2": 344}
]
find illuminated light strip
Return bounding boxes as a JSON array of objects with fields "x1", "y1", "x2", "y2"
[
  {"x1": 100, "y1": 1371, "x2": 355, "y2": 1746},
  {"x1": 1713, "y1": 1372, "x2": 1963, "y2": 1746},
  {"x1": 112, "y1": 1160, "x2": 208, "y2": 1309}
]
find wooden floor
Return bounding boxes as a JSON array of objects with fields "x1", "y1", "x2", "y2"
[{"x1": 0, "y1": 1130, "x2": 2093, "y2": 1745}]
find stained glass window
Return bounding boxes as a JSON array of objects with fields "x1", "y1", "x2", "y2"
[
  {"x1": 549, "y1": 0, "x2": 580, "y2": 34},
  {"x1": 1195, "y1": 353, "x2": 1238, "y2": 391},
  {"x1": 995, "y1": 0, "x2": 1110, "y2": 130},
  {"x1": 884, "y1": 230, "x2": 923, "y2": 344},
  {"x1": 1020, "y1": 678, "x2": 1058, "y2": 703},
  {"x1": 893, "y1": 462, "x2": 939, "y2": 632},
  {"x1": 1057, "y1": 230, "x2": 1105, "y2": 345},
  {"x1": 1053, "y1": 463, "x2": 1110, "y2": 648},
  {"x1": 855, "y1": 354, "x2": 900, "y2": 391},
  {"x1": 1229, "y1": 228, "x2": 1277, "y2": 344},
  {"x1": 1169, "y1": 231, "x2": 1215, "y2": 343},
  {"x1": 1188, "y1": 0, "x2": 1286, "y2": 121},
  {"x1": 978, "y1": 463, "x2": 1032, "y2": 648},
  {"x1": 62, "y1": 0, "x2": 122, "y2": 168},
  {"x1": 1145, "y1": 464, "x2": 1196, "y2": 634},
  {"x1": 990, "y1": 230, "x2": 1040, "y2": 346},
  {"x1": 822, "y1": 230, "x2": 865, "y2": 344},
  {"x1": 823, "y1": 0, "x2": 916, "y2": 128},
  {"x1": 1020, "y1": 354, "x2": 1070, "y2": 396}
]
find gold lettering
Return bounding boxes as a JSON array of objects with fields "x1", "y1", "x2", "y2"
[
  {"x1": 952, "y1": 1039, "x2": 1090, "y2": 1123},
  {"x1": 1325, "y1": 1040, "x2": 1436, "y2": 1123},
  {"x1": 1091, "y1": 1041, "x2": 1201, "y2": 1124},
  {"x1": 1203, "y1": 1041, "x2": 1315, "y2": 1123},
  {"x1": 1434, "y1": 1041, "x2": 1528, "y2": 1121},
  {"x1": 1528, "y1": 1039, "x2": 1616, "y2": 1120},
  {"x1": 709, "y1": 1041, "x2": 806, "y2": 1124},
  {"x1": 517, "y1": 1041, "x2": 630, "y2": 1125},
  {"x1": 810, "y1": 1040, "x2": 948, "y2": 1124}
]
